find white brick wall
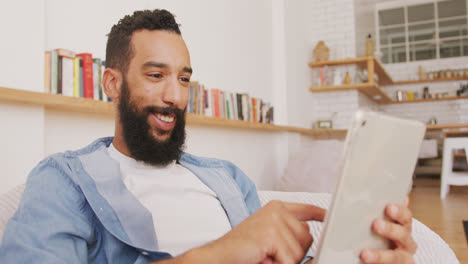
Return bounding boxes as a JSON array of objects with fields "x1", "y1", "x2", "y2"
[
  {"x1": 381, "y1": 57, "x2": 468, "y2": 125},
  {"x1": 285, "y1": 0, "x2": 357, "y2": 129}
]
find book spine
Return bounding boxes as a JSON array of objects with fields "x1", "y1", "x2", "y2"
[
  {"x1": 79, "y1": 58, "x2": 84, "y2": 97},
  {"x1": 50, "y1": 50, "x2": 58, "y2": 94},
  {"x1": 230, "y1": 92, "x2": 237, "y2": 120},
  {"x1": 212, "y1": 89, "x2": 220, "y2": 117},
  {"x1": 44, "y1": 51, "x2": 51, "y2": 93},
  {"x1": 57, "y1": 56, "x2": 63, "y2": 94},
  {"x1": 206, "y1": 89, "x2": 213, "y2": 117},
  {"x1": 93, "y1": 58, "x2": 101, "y2": 100},
  {"x1": 77, "y1": 53, "x2": 94, "y2": 99},
  {"x1": 61, "y1": 57, "x2": 74, "y2": 97},
  {"x1": 100, "y1": 61, "x2": 107, "y2": 101},
  {"x1": 225, "y1": 94, "x2": 230, "y2": 119},
  {"x1": 73, "y1": 57, "x2": 80, "y2": 97},
  {"x1": 236, "y1": 94, "x2": 243, "y2": 120}
]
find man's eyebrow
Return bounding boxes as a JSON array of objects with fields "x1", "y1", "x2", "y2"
[
  {"x1": 183, "y1": 67, "x2": 193, "y2": 74},
  {"x1": 142, "y1": 61, "x2": 192, "y2": 74},
  {"x1": 142, "y1": 61, "x2": 168, "y2": 69}
]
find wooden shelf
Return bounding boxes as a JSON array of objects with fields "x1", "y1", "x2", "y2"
[
  {"x1": 392, "y1": 76, "x2": 468, "y2": 85},
  {"x1": 308, "y1": 56, "x2": 393, "y2": 85},
  {"x1": 427, "y1": 123, "x2": 468, "y2": 130},
  {"x1": 393, "y1": 95, "x2": 468, "y2": 104},
  {"x1": 309, "y1": 83, "x2": 393, "y2": 104},
  {"x1": 0, "y1": 86, "x2": 346, "y2": 139}
]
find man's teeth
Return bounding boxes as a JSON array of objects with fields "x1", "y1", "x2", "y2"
[{"x1": 155, "y1": 113, "x2": 174, "y2": 123}]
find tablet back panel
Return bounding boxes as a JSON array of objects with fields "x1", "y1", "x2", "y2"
[{"x1": 314, "y1": 110, "x2": 425, "y2": 264}]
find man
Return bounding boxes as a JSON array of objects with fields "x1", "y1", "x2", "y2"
[{"x1": 0, "y1": 9, "x2": 416, "y2": 263}]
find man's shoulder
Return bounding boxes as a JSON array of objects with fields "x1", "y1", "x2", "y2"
[
  {"x1": 180, "y1": 152, "x2": 238, "y2": 170},
  {"x1": 29, "y1": 137, "x2": 113, "y2": 185}
]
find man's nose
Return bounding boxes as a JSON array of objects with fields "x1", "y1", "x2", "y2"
[{"x1": 162, "y1": 77, "x2": 184, "y2": 107}]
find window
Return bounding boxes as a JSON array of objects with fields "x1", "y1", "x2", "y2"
[{"x1": 377, "y1": 0, "x2": 468, "y2": 63}]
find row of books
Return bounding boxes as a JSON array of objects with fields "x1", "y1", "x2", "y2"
[
  {"x1": 188, "y1": 82, "x2": 274, "y2": 124},
  {"x1": 44, "y1": 49, "x2": 109, "y2": 101}
]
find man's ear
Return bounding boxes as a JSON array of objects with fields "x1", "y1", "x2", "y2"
[{"x1": 102, "y1": 68, "x2": 122, "y2": 100}]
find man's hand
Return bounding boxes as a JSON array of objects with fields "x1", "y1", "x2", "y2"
[
  {"x1": 360, "y1": 200, "x2": 417, "y2": 264},
  {"x1": 185, "y1": 201, "x2": 325, "y2": 264}
]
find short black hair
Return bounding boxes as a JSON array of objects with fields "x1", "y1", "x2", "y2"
[{"x1": 105, "y1": 9, "x2": 181, "y2": 74}]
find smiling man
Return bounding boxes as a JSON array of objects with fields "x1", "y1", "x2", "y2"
[{"x1": 0, "y1": 9, "x2": 417, "y2": 264}]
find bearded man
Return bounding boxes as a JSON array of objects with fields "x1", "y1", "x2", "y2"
[{"x1": 0, "y1": 9, "x2": 417, "y2": 264}]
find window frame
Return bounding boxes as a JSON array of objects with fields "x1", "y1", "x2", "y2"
[{"x1": 375, "y1": 0, "x2": 468, "y2": 63}]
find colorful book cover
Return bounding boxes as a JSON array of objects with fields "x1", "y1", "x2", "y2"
[
  {"x1": 76, "y1": 53, "x2": 94, "y2": 99},
  {"x1": 225, "y1": 94, "x2": 230, "y2": 119},
  {"x1": 219, "y1": 90, "x2": 225, "y2": 118},
  {"x1": 252, "y1": 97, "x2": 257, "y2": 122}
]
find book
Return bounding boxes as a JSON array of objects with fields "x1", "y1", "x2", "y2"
[
  {"x1": 50, "y1": 50, "x2": 58, "y2": 94},
  {"x1": 44, "y1": 51, "x2": 51, "y2": 93},
  {"x1": 252, "y1": 97, "x2": 258, "y2": 122},
  {"x1": 101, "y1": 61, "x2": 108, "y2": 102},
  {"x1": 79, "y1": 58, "x2": 84, "y2": 98},
  {"x1": 61, "y1": 56, "x2": 74, "y2": 97},
  {"x1": 230, "y1": 92, "x2": 237, "y2": 120},
  {"x1": 241, "y1": 93, "x2": 250, "y2": 121},
  {"x1": 54, "y1": 49, "x2": 75, "y2": 97},
  {"x1": 93, "y1": 58, "x2": 101, "y2": 100},
  {"x1": 236, "y1": 93, "x2": 243, "y2": 120},
  {"x1": 219, "y1": 90, "x2": 225, "y2": 118},
  {"x1": 73, "y1": 57, "x2": 80, "y2": 97},
  {"x1": 212, "y1": 89, "x2": 220, "y2": 117},
  {"x1": 76, "y1": 53, "x2": 94, "y2": 99},
  {"x1": 57, "y1": 56, "x2": 62, "y2": 94}
]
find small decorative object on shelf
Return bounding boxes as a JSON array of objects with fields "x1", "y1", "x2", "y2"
[
  {"x1": 313, "y1": 41, "x2": 330, "y2": 62},
  {"x1": 418, "y1": 65, "x2": 427, "y2": 80},
  {"x1": 344, "y1": 72, "x2": 351, "y2": 85},
  {"x1": 423, "y1": 87, "x2": 431, "y2": 99},
  {"x1": 315, "y1": 120, "x2": 333, "y2": 129}
]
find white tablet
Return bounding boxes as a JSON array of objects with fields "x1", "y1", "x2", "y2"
[{"x1": 314, "y1": 110, "x2": 426, "y2": 264}]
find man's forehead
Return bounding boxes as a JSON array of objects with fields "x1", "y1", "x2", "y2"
[{"x1": 129, "y1": 29, "x2": 190, "y2": 68}]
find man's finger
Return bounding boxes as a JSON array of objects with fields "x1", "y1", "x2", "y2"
[
  {"x1": 372, "y1": 219, "x2": 416, "y2": 253},
  {"x1": 282, "y1": 202, "x2": 326, "y2": 222},
  {"x1": 361, "y1": 248, "x2": 413, "y2": 264},
  {"x1": 385, "y1": 203, "x2": 412, "y2": 227}
]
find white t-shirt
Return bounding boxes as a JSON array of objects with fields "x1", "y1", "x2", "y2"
[{"x1": 107, "y1": 144, "x2": 232, "y2": 256}]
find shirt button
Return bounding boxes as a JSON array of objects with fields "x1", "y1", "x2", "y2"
[{"x1": 142, "y1": 251, "x2": 149, "y2": 256}]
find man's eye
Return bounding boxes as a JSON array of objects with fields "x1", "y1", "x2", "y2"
[
  {"x1": 180, "y1": 76, "x2": 190, "y2": 82},
  {"x1": 149, "y1": 73, "x2": 163, "y2": 79}
]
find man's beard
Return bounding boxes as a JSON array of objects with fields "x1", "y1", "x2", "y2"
[{"x1": 118, "y1": 79, "x2": 186, "y2": 166}]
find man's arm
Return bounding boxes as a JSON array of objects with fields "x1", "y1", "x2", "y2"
[
  {"x1": 0, "y1": 159, "x2": 95, "y2": 263},
  {"x1": 151, "y1": 201, "x2": 326, "y2": 264}
]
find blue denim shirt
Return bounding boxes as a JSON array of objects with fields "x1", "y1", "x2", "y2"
[{"x1": 0, "y1": 137, "x2": 262, "y2": 263}]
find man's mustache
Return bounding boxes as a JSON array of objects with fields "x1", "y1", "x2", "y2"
[{"x1": 143, "y1": 106, "x2": 185, "y2": 116}]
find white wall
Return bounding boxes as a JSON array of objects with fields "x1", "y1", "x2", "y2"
[
  {"x1": 285, "y1": 0, "x2": 358, "y2": 129},
  {"x1": 0, "y1": 0, "x2": 293, "y2": 193}
]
